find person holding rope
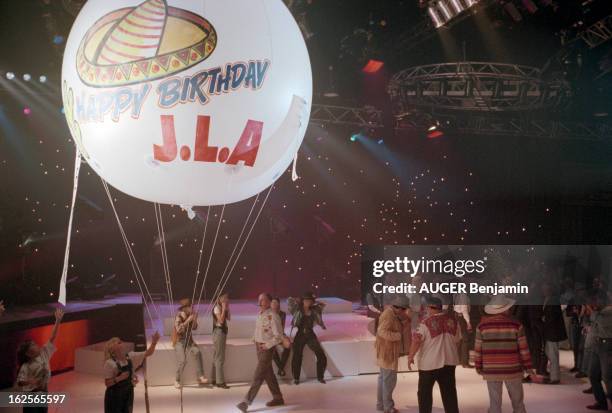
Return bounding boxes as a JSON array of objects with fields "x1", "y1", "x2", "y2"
[
  {"x1": 173, "y1": 298, "x2": 208, "y2": 388},
  {"x1": 288, "y1": 292, "x2": 328, "y2": 385},
  {"x1": 271, "y1": 296, "x2": 291, "y2": 377},
  {"x1": 211, "y1": 292, "x2": 230, "y2": 389},
  {"x1": 237, "y1": 293, "x2": 288, "y2": 412},
  {"x1": 15, "y1": 308, "x2": 64, "y2": 413},
  {"x1": 103, "y1": 331, "x2": 160, "y2": 413}
]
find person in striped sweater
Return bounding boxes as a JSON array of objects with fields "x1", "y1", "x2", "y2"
[{"x1": 475, "y1": 296, "x2": 534, "y2": 413}]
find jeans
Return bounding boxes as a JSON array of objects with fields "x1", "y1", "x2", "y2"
[
  {"x1": 175, "y1": 340, "x2": 204, "y2": 382},
  {"x1": 212, "y1": 328, "x2": 227, "y2": 384},
  {"x1": 589, "y1": 339, "x2": 612, "y2": 407},
  {"x1": 377, "y1": 368, "x2": 398, "y2": 412},
  {"x1": 417, "y1": 365, "x2": 459, "y2": 413},
  {"x1": 244, "y1": 346, "x2": 283, "y2": 405},
  {"x1": 569, "y1": 321, "x2": 582, "y2": 368},
  {"x1": 291, "y1": 332, "x2": 327, "y2": 381},
  {"x1": 486, "y1": 379, "x2": 526, "y2": 413},
  {"x1": 545, "y1": 341, "x2": 560, "y2": 381}
]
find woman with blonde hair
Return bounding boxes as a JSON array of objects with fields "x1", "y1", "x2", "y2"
[{"x1": 103, "y1": 331, "x2": 160, "y2": 413}]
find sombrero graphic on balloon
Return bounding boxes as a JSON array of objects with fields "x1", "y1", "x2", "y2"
[
  {"x1": 76, "y1": 0, "x2": 217, "y2": 87},
  {"x1": 62, "y1": 0, "x2": 312, "y2": 207}
]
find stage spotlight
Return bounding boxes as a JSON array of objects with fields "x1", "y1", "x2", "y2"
[
  {"x1": 363, "y1": 59, "x2": 384, "y2": 74},
  {"x1": 428, "y1": 125, "x2": 438, "y2": 132},
  {"x1": 427, "y1": 0, "x2": 481, "y2": 28},
  {"x1": 23, "y1": 74, "x2": 31, "y2": 82},
  {"x1": 39, "y1": 75, "x2": 47, "y2": 83},
  {"x1": 350, "y1": 134, "x2": 359, "y2": 142},
  {"x1": 428, "y1": 6, "x2": 444, "y2": 28},
  {"x1": 23, "y1": 107, "x2": 32, "y2": 116},
  {"x1": 6, "y1": 72, "x2": 15, "y2": 80}
]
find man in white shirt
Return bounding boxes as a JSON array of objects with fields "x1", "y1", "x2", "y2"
[
  {"x1": 237, "y1": 293, "x2": 285, "y2": 412},
  {"x1": 408, "y1": 296, "x2": 461, "y2": 413}
]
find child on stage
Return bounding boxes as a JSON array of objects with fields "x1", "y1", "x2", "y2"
[{"x1": 103, "y1": 331, "x2": 160, "y2": 413}]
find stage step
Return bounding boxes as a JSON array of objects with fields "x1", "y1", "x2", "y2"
[
  {"x1": 74, "y1": 341, "x2": 134, "y2": 376},
  {"x1": 145, "y1": 334, "x2": 375, "y2": 386}
]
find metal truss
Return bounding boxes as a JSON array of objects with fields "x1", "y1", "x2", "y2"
[
  {"x1": 389, "y1": 61, "x2": 571, "y2": 112},
  {"x1": 396, "y1": 112, "x2": 612, "y2": 142},
  {"x1": 310, "y1": 104, "x2": 383, "y2": 128},
  {"x1": 579, "y1": 15, "x2": 612, "y2": 49}
]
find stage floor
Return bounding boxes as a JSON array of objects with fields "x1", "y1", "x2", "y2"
[{"x1": 25, "y1": 350, "x2": 598, "y2": 413}]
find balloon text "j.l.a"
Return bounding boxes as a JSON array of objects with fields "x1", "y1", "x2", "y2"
[{"x1": 154, "y1": 115, "x2": 263, "y2": 167}]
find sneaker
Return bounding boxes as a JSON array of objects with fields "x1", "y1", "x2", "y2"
[
  {"x1": 570, "y1": 367, "x2": 579, "y2": 373},
  {"x1": 586, "y1": 404, "x2": 608, "y2": 411},
  {"x1": 583, "y1": 387, "x2": 594, "y2": 394},
  {"x1": 198, "y1": 376, "x2": 209, "y2": 385},
  {"x1": 543, "y1": 378, "x2": 560, "y2": 385},
  {"x1": 236, "y1": 402, "x2": 248, "y2": 412},
  {"x1": 174, "y1": 381, "x2": 181, "y2": 389},
  {"x1": 266, "y1": 399, "x2": 285, "y2": 407},
  {"x1": 384, "y1": 409, "x2": 399, "y2": 413},
  {"x1": 216, "y1": 383, "x2": 230, "y2": 389},
  {"x1": 318, "y1": 378, "x2": 326, "y2": 384},
  {"x1": 576, "y1": 372, "x2": 588, "y2": 378},
  {"x1": 294, "y1": 379, "x2": 299, "y2": 385}
]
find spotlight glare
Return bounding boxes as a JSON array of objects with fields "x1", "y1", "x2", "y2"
[
  {"x1": 350, "y1": 134, "x2": 359, "y2": 142},
  {"x1": 428, "y1": 125, "x2": 438, "y2": 132},
  {"x1": 39, "y1": 75, "x2": 47, "y2": 83},
  {"x1": 428, "y1": 6, "x2": 444, "y2": 28},
  {"x1": 377, "y1": 139, "x2": 384, "y2": 145},
  {"x1": 6, "y1": 72, "x2": 15, "y2": 80},
  {"x1": 363, "y1": 59, "x2": 385, "y2": 74},
  {"x1": 23, "y1": 107, "x2": 32, "y2": 116},
  {"x1": 23, "y1": 74, "x2": 31, "y2": 82},
  {"x1": 438, "y1": 2, "x2": 453, "y2": 20}
]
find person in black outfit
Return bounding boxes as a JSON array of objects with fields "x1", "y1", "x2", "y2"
[
  {"x1": 523, "y1": 282, "x2": 548, "y2": 379},
  {"x1": 288, "y1": 292, "x2": 327, "y2": 385},
  {"x1": 103, "y1": 332, "x2": 159, "y2": 413},
  {"x1": 271, "y1": 297, "x2": 291, "y2": 376},
  {"x1": 542, "y1": 283, "x2": 568, "y2": 384}
]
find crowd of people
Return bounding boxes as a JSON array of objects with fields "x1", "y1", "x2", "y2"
[{"x1": 8, "y1": 279, "x2": 612, "y2": 413}]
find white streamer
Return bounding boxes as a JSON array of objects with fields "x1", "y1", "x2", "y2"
[{"x1": 58, "y1": 150, "x2": 82, "y2": 306}]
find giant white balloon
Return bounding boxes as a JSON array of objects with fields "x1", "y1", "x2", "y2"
[{"x1": 62, "y1": 0, "x2": 312, "y2": 206}]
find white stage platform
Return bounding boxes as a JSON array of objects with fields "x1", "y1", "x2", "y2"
[
  {"x1": 74, "y1": 341, "x2": 134, "y2": 376},
  {"x1": 69, "y1": 298, "x2": 375, "y2": 386},
  {"x1": 146, "y1": 313, "x2": 378, "y2": 386},
  {"x1": 24, "y1": 350, "x2": 596, "y2": 413}
]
